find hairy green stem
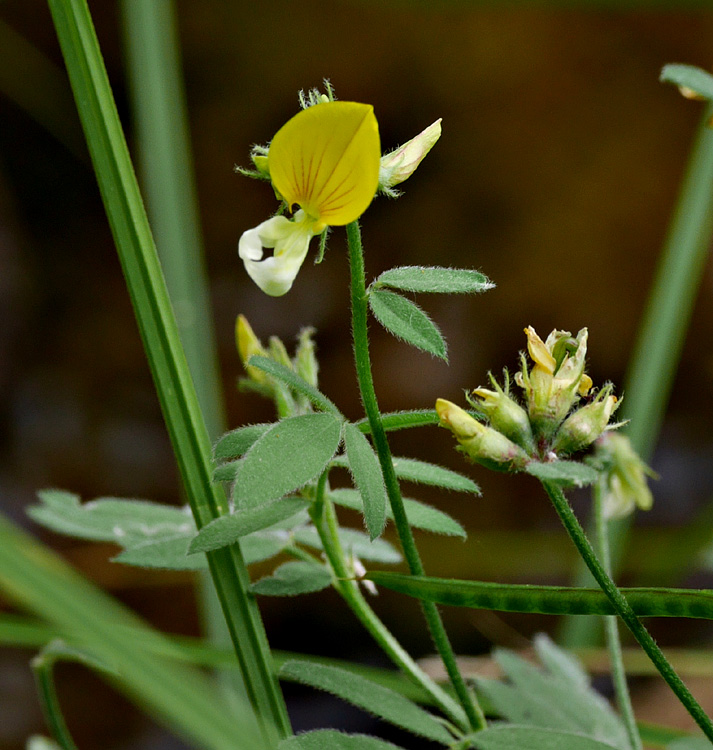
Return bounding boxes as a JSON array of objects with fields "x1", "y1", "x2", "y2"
[
  {"x1": 346, "y1": 220, "x2": 486, "y2": 732},
  {"x1": 544, "y1": 480, "x2": 713, "y2": 743},
  {"x1": 593, "y1": 482, "x2": 642, "y2": 750},
  {"x1": 309, "y1": 472, "x2": 467, "y2": 729}
]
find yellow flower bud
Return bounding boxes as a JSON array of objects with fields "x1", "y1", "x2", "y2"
[
  {"x1": 235, "y1": 315, "x2": 270, "y2": 385},
  {"x1": 551, "y1": 385, "x2": 619, "y2": 456},
  {"x1": 379, "y1": 119, "x2": 442, "y2": 193},
  {"x1": 436, "y1": 398, "x2": 529, "y2": 472}
]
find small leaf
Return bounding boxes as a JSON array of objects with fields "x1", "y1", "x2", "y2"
[
  {"x1": 189, "y1": 497, "x2": 309, "y2": 553},
  {"x1": 279, "y1": 661, "x2": 453, "y2": 745},
  {"x1": 114, "y1": 535, "x2": 208, "y2": 570},
  {"x1": 213, "y1": 423, "x2": 271, "y2": 461},
  {"x1": 234, "y1": 413, "x2": 343, "y2": 509},
  {"x1": 294, "y1": 527, "x2": 401, "y2": 564},
  {"x1": 355, "y1": 410, "x2": 440, "y2": 434},
  {"x1": 330, "y1": 489, "x2": 466, "y2": 538},
  {"x1": 525, "y1": 461, "x2": 599, "y2": 488},
  {"x1": 29, "y1": 492, "x2": 195, "y2": 545},
  {"x1": 213, "y1": 461, "x2": 240, "y2": 483},
  {"x1": 368, "y1": 289, "x2": 447, "y2": 360},
  {"x1": 279, "y1": 730, "x2": 405, "y2": 750},
  {"x1": 251, "y1": 561, "x2": 332, "y2": 596},
  {"x1": 343, "y1": 423, "x2": 387, "y2": 540},
  {"x1": 468, "y1": 726, "x2": 623, "y2": 750},
  {"x1": 376, "y1": 266, "x2": 493, "y2": 295},
  {"x1": 248, "y1": 356, "x2": 342, "y2": 417},
  {"x1": 332, "y1": 455, "x2": 479, "y2": 494},
  {"x1": 660, "y1": 64, "x2": 713, "y2": 101}
]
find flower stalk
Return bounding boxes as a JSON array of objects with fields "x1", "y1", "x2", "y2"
[
  {"x1": 542, "y1": 479, "x2": 713, "y2": 742},
  {"x1": 346, "y1": 220, "x2": 486, "y2": 733}
]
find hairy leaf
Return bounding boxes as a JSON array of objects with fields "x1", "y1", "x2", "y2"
[
  {"x1": 213, "y1": 423, "x2": 271, "y2": 461},
  {"x1": 342, "y1": 423, "x2": 387, "y2": 540},
  {"x1": 279, "y1": 661, "x2": 452, "y2": 744},
  {"x1": 189, "y1": 497, "x2": 309, "y2": 553},
  {"x1": 376, "y1": 266, "x2": 493, "y2": 295},
  {"x1": 368, "y1": 289, "x2": 447, "y2": 360},
  {"x1": 251, "y1": 561, "x2": 331, "y2": 597},
  {"x1": 279, "y1": 730, "x2": 404, "y2": 750},
  {"x1": 525, "y1": 461, "x2": 599, "y2": 488},
  {"x1": 234, "y1": 413, "x2": 343, "y2": 508}
]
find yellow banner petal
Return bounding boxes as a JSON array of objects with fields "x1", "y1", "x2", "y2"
[{"x1": 268, "y1": 101, "x2": 380, "y2": 226}]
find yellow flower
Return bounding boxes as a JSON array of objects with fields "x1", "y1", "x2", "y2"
[{"x1": 239, "y1": 101, "x2": 381, "y2": 296}]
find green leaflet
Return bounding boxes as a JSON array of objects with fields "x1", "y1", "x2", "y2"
[
  {"x1": 213, "y1": 423, "x2": 271, "y2": 461},
  {"x1": 366, "y1": 572, "x2": 713, "y2": 619},
  {"x1": 368, "y1": 289, "x2": 447, "y2": 360},
  {"x1": 279, "y1": 730, "x2": 404, "y2": 750},
  {"x1": 660, "y1": 64, "x2": 713, "y2": 101},
  {"x1": 278, "y1": 661, "x2": 453, "y2": 745},
  {"x1": 355, "y1": 410, "x2": 440, "y2": 434},
  {"x1": 251, "y1": 561, "x2": 332, "y2": 597},
  {"x1": 330, "y1": 489, "x2": 466, "y2": 539},
  {"x1": 331, "y1": 455, "x2": 480, "y2": 494},
  {"x1": 247, "y1": 356, "x2": 341, "y2": 417},
  {"x1": 342, "y1": 423, "x2": 388, "y2": 540},
  {"x1": 480, "y1": 637, "x2": 628, "y2": 748},
  {"x1": 375, "y1": 266, "x2": 493, "y2": 295},
  {"x1": 233, "y1": 413, "x2": 343, "y2": 509},
  {"x1": 29, "y1": 490, "x2": 195, "y2": 544},
  {"x1": 189, "y1": 497, "x2": 309, "y2": 554},
  {"x1": 525, "y1": 461, "x2": 599, "y2": 488},
  {"x1": 467, "y1": 727, "x2": 623, "y2": 750}
]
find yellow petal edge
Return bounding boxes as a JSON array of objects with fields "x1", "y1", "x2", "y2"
[{"x1": 268, "y1": 101, "x2": 381, "y2": 227}]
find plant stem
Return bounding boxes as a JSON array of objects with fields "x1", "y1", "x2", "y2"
[
  {"x1": 346, "y1": 220, "x2": 486, "y2": 732},
  {"x1": 593, "y1": 482, "x2": 642, "y2": 750},
  {"x1": 32, "y1": 647, "x2": 79, "y2": 750},
  {"x1": 543, "y1": 480, "x2": 713, "y2": 743},
  {"x1": 309, "y1": 472, "x2": 468, "y2": 730}
]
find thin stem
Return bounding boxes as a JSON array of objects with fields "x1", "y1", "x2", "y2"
[
  {"x1": 308, "y1": 472, "x2": 468, "y2": 730},
  {"x1": 32, "y1": 651, "x2": 79, "y2": 750},
  {"x1": 543, "y1": 480, "x2": 713, "y2": 743},
  {"x1": 593, "y1": 482, "x2": 642, "y2": 750},
  {"x1": 346, "y1": 220, "x2": 486, "y2": 732}
]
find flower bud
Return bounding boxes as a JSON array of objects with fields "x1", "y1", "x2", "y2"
[
  {"x1": 469, "y1": 372, "x2": 535, "y2": 454},
  {"x1": 516, "y1": 326, "x2": 592, "y2": 438},
  {"x1": 235, "y1": 314, "x2": 270, "y2": 386},
  {"x1": 379, "y1": 119, "x2": 442, "y2": 193},
  {"x1": 594, "y1": 433, "x2": 656, "y2": 519},
  {"x1": 294, "y1": 327, "x2": 319, "y2": 388},
  {"x1": 551, "y1": 385, "x2": 619, "y2": 455},
  {"x1": 436, "y1": 398, "x2": 529, "y2": 472}
]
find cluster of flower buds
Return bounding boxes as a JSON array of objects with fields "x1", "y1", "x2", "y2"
[
  {"x1": 236, "y1": 314, "x2": 318, "y2": 418},
  {"x1": 437, "y1": 326, "x2": 626, "y2": 470}
]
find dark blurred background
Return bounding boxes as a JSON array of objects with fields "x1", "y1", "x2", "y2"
[{"x1": 1, "y1": 1, "x2": 713, "y2": 747}]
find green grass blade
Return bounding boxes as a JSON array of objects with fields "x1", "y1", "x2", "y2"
[
  {"x1": 46, "y1": 0, "x2": 289, "y2": 742},
  {"x1": 367, "y1": 571, "x2": 713, "y2": 619},
  {"x1": 0, "y1": 512, "x2": 262, "y2": 750},
  {"x1": 118, "y1": 0, "x2": 245, "y2": 710}
]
